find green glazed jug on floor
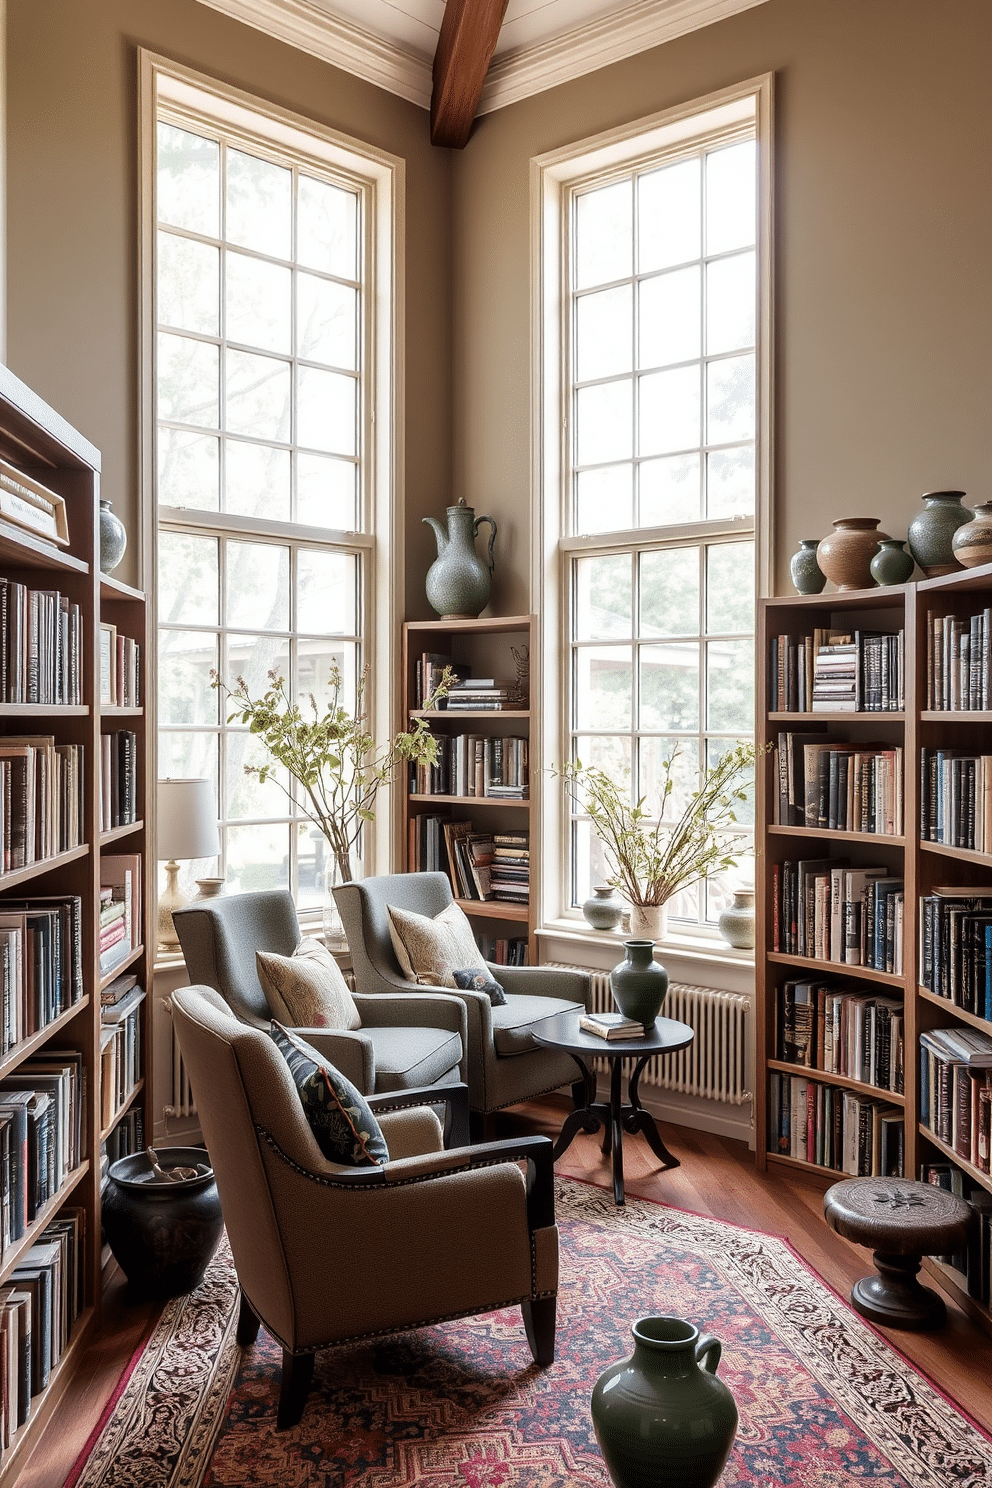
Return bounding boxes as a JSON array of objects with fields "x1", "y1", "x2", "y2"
[{"x1": 591, "y1": 1316, "x2": 738, "y2": 1488}]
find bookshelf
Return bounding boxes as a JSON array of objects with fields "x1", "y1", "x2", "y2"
[
  {"x1": 757, "y1": 565, "x2": 992, "y2": 1335},
  {"x1": 401, "y1": 616, "x2": 535, "y2": 963},
  {"x1": 0, "y1": 365, "x2": 150, "y2": 1479}
]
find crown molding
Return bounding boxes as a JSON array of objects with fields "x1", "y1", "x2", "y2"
[
  {"x1": 193, "y1": 0, "x2": 769, "y2": 117},
  {"x1": 479, "y1": 0, "x2": 769, "y2": 114},
  {"x1": 193, "y1": 0, "x2": 433, "y2": 109}
]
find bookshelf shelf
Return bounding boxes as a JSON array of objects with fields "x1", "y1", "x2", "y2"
[
  {"x1": 98, "y1": 943, "x2": 145, "y2": 993},
  {"x1": 766, "y1": 1059, "x2": 905, "y2": 1104},
  {"x1": 0, "y1": 365, "x2": 152, "y2": 1474},
  {"x1": 0, "y1": 997, "x2": 90, "y2": 1082},
  {"x1": 403, "y1": 617, "x2": 536, "y2": 962},
  {"x1": 100, "y1": 705, "x2": 143, "y2": 719},
  {"x1": 758, "y1": 564, "x2": 992, "y2": 1336}
]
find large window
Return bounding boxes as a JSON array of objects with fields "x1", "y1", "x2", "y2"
[
  {"x1": 535, "y1": 82, "x2": 772, "y2": 941},
  {"x1": 146, "y1": 62, "x2": 399, "y2": 911}
]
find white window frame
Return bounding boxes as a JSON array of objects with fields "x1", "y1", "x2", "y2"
[
  {"x1": 531, "y1": 75, "x2": 774, "y2": 960},
  {"x1": 138, "y1": 51, "x2": 406, "y2": 907}
]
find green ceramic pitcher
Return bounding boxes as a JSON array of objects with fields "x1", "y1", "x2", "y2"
[{"x1": 591, "y1": 1316, "x2": 738, "y2": 1488}]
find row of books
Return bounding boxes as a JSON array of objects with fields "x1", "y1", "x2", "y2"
[
  {"x1": 101, "y1": 1105, "x2": 145, "y2": 1183},
  {"x1": 768, "y1": 628, "x2": 905, "y2": 714},
  {"x1": 773, "y1": 732, "x2": 903, "y2": 833},
  {"x1": 409, "y1": 734, "x2": 529, "y2": 800},
  {"x1": 99, "y1": 730, "x2": 138, "y2": 833},
  {"x1": 776, "y1": 980, "x2": 904, "y2": 1092},
  {"x1": 98, "y1": 855, "x2": 141, "y2": 979},
  {"x1": 919, "y1": 1024, "x2": 992, "y2": 1170},
  {"x1": 99, "y1": 981, "x2": 144, "y2": 1132},
  {"x1": 0, "y1": 1051, "x2": 85, "y2": 1251},
  {"x1": 414, "y1": 652, "x2": 457, "y2": 709},
  {"x1": 99, "y1": 624, "x2": 141, "y2": 708},
  {"x1": 925, "y1": 608, "x2": 992, "y2": 711},
  {"x1": 0, "y1": 1207, "x2": 83, "y2": 1445},
  {"x1": 474, "y1": 934, "x2": 529, "y2": 966},
  {"x1": 771, "y1": 859, "x2": 904, "y2": 973},
  {"x1": 0, "y1": 579, "x2": 83, "y2": 706},
  {"x1": 0, "y1": 896, "x2": 84, "y2": 1055},
  {"x1": 409, "y1": 817, "x2": 530, "y2": 906},
  {"x1": 768, "y1": 1071, "x2": 903, "y2": 1175},
  {"x1": 0, "y1": 737, "x2": 85, "y2": 871},
  {"x1": 919, "y1": 886, "x2": 992, "y2": 1017},
  {"x1": 919, "y1": 749, "x2": 992, "y2": 852},
  {"x1": 922, "y1": 1160, "x2": 992, "y2": 1306}
]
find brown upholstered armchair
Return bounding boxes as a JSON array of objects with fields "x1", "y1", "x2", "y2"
[
  {"x1": 170, "y1": 985, "x2": 559, "y2": 1429},
  {"x1": 173, "y1": 889, "x2": 466, "y2": 1097},
  {"x1": 334, "y1": 873, "x2": 592, "y2": 1122}
]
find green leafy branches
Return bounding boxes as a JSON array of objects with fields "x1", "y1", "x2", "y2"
[
  {"x1": 211, "y1": 662, "x2": 450, "y2": 883},
  {"x1": 556, "y1": 741, "x2": 765, "y2": 909}
]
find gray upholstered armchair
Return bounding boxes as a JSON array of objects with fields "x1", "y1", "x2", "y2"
[
  {"x1": 173, "y1": 889, "x2": 466, "y2": 1098},
  {"x1": 170, "y1": 985, "x2": 559, "y2": 1428},
  {"x1": 334, "y1": 873, "x2": 591, "y2": 1120}
]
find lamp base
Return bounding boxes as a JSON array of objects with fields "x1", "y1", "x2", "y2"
[{"x1": 158, "y1": 860, "x2": 189, "y2": 952}]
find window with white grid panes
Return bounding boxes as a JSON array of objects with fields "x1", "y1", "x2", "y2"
[
  {"x1": 155, "y1": 112, "x2": 370, "y2": 909},
  {"x1": 567, "y1": 134, "x2": 759, "y2": 932}
]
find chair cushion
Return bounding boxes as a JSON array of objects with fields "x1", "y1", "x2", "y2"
[
  {"x1": 491, "y1": 994, "x2": 585, "y2": 1057},
  {"x1": 270, "y1": 1022, "x2": 388, "y2": 1166},
  {"x1": 453, "y1": 967, "x2": 507, "y2": 1007},
  {"x1": 256, "y1": 937, "x2": 361, "y2": 1031},
  {"x1": 386, "y1": 901, "x2": 481, "y2": 987},
  {"x1": 364, "y1": 1024, "x2": 463, "y2": 1093}
]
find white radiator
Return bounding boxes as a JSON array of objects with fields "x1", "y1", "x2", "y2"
[
  {"x1": 164, "y1": 1011, "x2": 197, "y2": 1119},
  {"x1": 551, "y1": 968, "x2": 752, "y2": 1106}
]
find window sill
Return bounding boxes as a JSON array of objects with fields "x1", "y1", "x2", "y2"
[{"x1": 536, "y1": 919, "x2": 754, "y2": 972}]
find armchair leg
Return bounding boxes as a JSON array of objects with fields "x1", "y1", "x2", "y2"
[
  {"x1": 236, "y1": 1291, "x2": 261, "y2": 1346},
  {"x1": 277, "y1": 1350, "x2": 315, "y2": 1430},
  {"x1": 521, "y1": 1296, "x2": 556, "y2": 1367}
]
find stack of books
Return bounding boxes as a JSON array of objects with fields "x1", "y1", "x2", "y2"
[
  {"x1": 490, "y1": 832, "x2": 529, "y2": 903},
  {"x1": 99, "y1": 855, "x2": 141, "y2": 978},
  {"x1": 579, "y1": 1011, "x2": 646, "y2": 1040},
  {"x1": 444, "y1": 679, "x2": 521, "y2": 711}
]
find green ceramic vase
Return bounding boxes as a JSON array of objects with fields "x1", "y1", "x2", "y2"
[
  {"x1": 609, "y1": 940, "x2": 669, "y2": 1026},
  {"x1": 591, "y1": 1317, "x2": 739, "y2": 1488}
]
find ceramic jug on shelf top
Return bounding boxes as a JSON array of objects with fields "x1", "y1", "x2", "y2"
[{"x1": 423, "y1": 499, "x2": 497, "y2": 619}]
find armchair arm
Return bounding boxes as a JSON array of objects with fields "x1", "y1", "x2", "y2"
[
  {"x1": 368, "y1": 1081, "x2": 471, "y2": 1148},
  {"x1": 488, "y1": 962, "x2": 592, "y2": 1010},
  {"x1": 353, "y1": 989, "x2": 467, "y2": 1038},
  {"x1": 290, "y1": 1027, "x2": 374, "y2": 1091},
  {"x1": 383, "y1": 1133, "x2": 556, "y2": 1231}
]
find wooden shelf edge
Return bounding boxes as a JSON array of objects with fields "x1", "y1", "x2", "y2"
[
  {"x1": 921, "y1": 710, "x2": 992, "y2": 723},
  {"x1": 100, "y1": 574, "x2": 144, "y2": 602},
  {"x1": 100, "y1": 705, "x2": 144, "y2": 719},
  {"x1": 98, "y1": 945, "x2": 145, "y2": 992},
  {"x1": 766, "y1": 1060, "x2": 905, "y2": 1105},
  {"x1": 100, "y1": 1078, "x2": 145, "y2": 1144},
  {"x1": 0, "y1": 997, "x2": 90, "y2": 1081},
  {"x1": 403, "y1": 614, "x2": 532, "y2": 633},
  {"x1": 0, "y1": 1162, "x2": 91, "y2": 1289},
  {"x1": 408, "y1": 793, "x2": 529, "y2": 808},
  {"x1": 454, "y1": 897, "x2": 529, "y2": 922},
  {"x1": 0, "y1": 703, "x2": 89, "y2": 717},
  {"x1": 768, "y1": 825, "x2": 905, "y2": 845},
  {"x1": 918, "y1": 1126, "x2": 992, "y2": 1199},
  {"x1": 0, "y1": 845, "x2": 89, "y2": 891},
  {"x1": 766, "y1": 952, "x2": 905, "y2": 988},
  {"x1": 99, "y1": 820, "x2": 144, "y2": 846},
  {"x1": 917, "y1": 987, "x2": 992, "y2": 1031},
  {"x1": 920, "y1": 840, "x2": 992, "y2": 868},
  {"x1": 409, "y1": 709, "x2": 530, "y2": 720},
  {"x1": 767, "y1": 710, "x2": 906, "y2": 722},
  {"x1": 922, "y1": 1259, "x2": 992, "y2": 1338}
]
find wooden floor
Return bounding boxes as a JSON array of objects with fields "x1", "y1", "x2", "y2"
[{"x1": 18, "y1": 1102, "x2": 992, "y2": 1487}]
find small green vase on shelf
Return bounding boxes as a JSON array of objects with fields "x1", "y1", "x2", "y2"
[
  {"x1": 789, "y1": 538, "x2": 826, "y2": 594},
  {"x1": 907, "y1": 490, "x2": 972, "y2": 577},
  {"x1": 869, "y1": 537, "x2": 915, "y2": 587},
  {"x1": 591, "y1": 1316, "x2": 739, "y2": 1488},
  {"x1": 610, "y1": 940, "x2": 669, "y2": 1026}
]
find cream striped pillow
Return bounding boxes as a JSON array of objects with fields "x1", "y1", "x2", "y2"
[{"x1": 386, "y1": 901, "x2": 481, "y2": 986}]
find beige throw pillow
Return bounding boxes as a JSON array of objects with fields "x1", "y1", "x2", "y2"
[
  {"x1": 386, "y1": 900, "x2": 481, "y2": 986},
  {"x1": 256, "y1": 937, "x2": 361, "y2": 1030}
]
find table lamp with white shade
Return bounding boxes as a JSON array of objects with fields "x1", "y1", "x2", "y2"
[{"x1": 157, "y1": 778, "x2": 220, "y2": 951}]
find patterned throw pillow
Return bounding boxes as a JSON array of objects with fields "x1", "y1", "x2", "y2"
[
  {"x1": 269, "y1": 1022, "x2": 388, "y2": 1167},
  {"x1": 256, "y1": 937, "x2": 361, "y2": 1030},
  {"x1": 386, "y1": 900, "x2": 482, "y2": 987},
  {"x1": 453, "y1": 967, "x2": 507, "y2": 1007}
]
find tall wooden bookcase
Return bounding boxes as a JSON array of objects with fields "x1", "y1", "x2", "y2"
[
  {"x1": 0, "y1": 364, "x2": 150, "y2": 1479},
  {"x1": 401, "y1": 616, "x2": 536, "y2": 961},
  {"x1": 756, "y1": 565, "x2": 992, "y2": 1335}
]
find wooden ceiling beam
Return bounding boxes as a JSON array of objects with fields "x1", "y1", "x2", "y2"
[{"x1": 431, "y1": 0, "x2": 509, "y2": 149}]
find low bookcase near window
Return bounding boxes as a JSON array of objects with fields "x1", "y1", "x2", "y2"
[
  {"x1": 757, "y1": 563, "x2": 992, "y2": 1336},
  {"x1": 402, "y1": 616, "x2": 535, "y2": 963},
  {"x1": 0, "y1": 365, "x2": 150, "y2": 1479}
]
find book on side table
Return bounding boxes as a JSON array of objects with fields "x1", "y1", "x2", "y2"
[{"x1": 579, "y1": 1012, "x2": 647, "y2": 1040}]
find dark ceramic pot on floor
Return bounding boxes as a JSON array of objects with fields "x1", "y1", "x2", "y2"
[{"x1": 103, "y1": 1147, "x2": 223, "y2": 1301}]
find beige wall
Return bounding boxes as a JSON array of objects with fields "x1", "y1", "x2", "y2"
[
  {"x1": 450, "y1": 0, "x2": 992, "y2": 603},
  {"x1": 4, "y1": 0, "x2": 452, "y2": 590}
]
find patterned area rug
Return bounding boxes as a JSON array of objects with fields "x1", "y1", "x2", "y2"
[{"x1": 70, "y1": 1179, "x2": 992, "y2": 1488}]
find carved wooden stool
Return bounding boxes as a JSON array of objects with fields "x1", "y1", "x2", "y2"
[{"x1": 823, "y1": 1177, "x2": 971, "y2": 1330}]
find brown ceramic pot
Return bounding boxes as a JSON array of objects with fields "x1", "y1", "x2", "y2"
[
  {"x1": 950, "y1": 500, "x2": 992, "y2": 569},
  {"x1": 816, "y1": 518, "x2": 890, "y2": 592}
]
